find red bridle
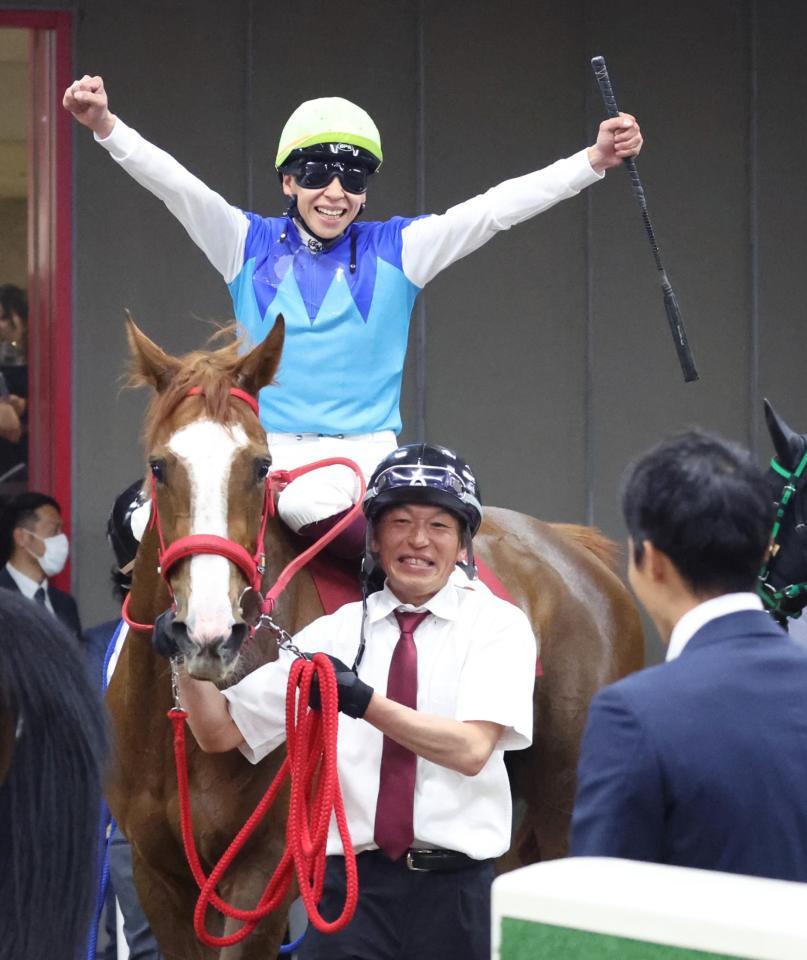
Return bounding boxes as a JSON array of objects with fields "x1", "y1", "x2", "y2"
[{"x1": 122, "y1": 387, "x2": 366, "y2": 632}]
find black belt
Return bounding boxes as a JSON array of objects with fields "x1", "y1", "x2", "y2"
[{"x1": 404, "y1": 848, "x2": 482, "y2": 872}]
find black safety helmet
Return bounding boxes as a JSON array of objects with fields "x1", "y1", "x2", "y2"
[
  {"x1": 363, "y1": 443, "x2": 483, "y2": 536},
  {"x1": 107, "y1": 479, "x2": 149, "y2": 576}
]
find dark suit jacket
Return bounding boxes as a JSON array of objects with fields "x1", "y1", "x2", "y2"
[
  {"x1": 0, "y1": 565, "x2": 82, "y2": 640},
  {"x1": 571, "y1": 610, "x2": 807, "y2": 882}
]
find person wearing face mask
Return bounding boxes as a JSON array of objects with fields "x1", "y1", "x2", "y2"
[
  {"x1": 63, "y1": 76, "x2": 643, "y2": 559},
  {"x1": 0, "y1": 490, "x2": 81, "y2": 639}
]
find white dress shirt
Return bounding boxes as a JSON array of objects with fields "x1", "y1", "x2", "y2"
[
  {"x1": 666, "y1": 592, "x2": 764, "y2": 662},
  {"x1": 223, "y1": 571, "x2": 537, "y2": 859},
  {"x1": 4, "y1": 562, "x2": 55, "y2": 616}
]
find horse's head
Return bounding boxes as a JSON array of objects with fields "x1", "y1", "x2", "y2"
[
  {"x1": 759, "y1": 398, "x2": 807, "y2": 621},
  {"x1": 127, "y1": 316, "x2": 284, "y2": 682}
]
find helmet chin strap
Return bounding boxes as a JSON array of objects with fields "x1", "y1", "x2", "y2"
[
  {"x1": 457, "y1": 528, "x2": 477, "y2": 580},
  {"x1": 284, "y1": 195, "x2": 365, "y2": 249}
]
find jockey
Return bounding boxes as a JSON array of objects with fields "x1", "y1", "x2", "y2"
[{"x1": 63, "y1": 78, "x2": 643, "y2": 555}]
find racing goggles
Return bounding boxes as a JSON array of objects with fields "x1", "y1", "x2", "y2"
[
  {"x1": 292, "y1": 158, "x2": 371, "y2": 195},
  {"x1": 369, "y1": 464, "x2": 470, "y2": 499}
]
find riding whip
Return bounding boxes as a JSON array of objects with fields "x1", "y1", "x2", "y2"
[{"x1": 591, "y1": 55, "x2": 699, "y2": 383}]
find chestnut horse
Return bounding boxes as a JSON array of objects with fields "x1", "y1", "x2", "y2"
[
  {"x1": 110, "y1": 317, "x2": 644, "y2": 959},
  {"x1": 0, "y1": 590, "x2": 107, "y2": 960}
]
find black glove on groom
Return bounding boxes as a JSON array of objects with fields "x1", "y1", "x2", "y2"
[{"x1": 308, "y1": 654, "x2": 374, "y2": 719}]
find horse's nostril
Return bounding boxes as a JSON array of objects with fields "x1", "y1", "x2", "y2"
[
  {"x1": 221, "y1": 622, "x2": 249, "y2": 656},
  {"x1": 153, "y1": 610, "x2": 187, "y2": 659}
]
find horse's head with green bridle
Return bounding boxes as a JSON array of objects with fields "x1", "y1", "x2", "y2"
[{"x1": 757, "y1": 398, "x2": 807, "y2": 626}]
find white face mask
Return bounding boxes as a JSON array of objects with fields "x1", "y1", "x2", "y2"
[{"x1": 27, "y1": 531, "x2": 70, "y2": 577}]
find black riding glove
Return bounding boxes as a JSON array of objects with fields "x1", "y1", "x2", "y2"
[{"x1": 308, "y1": 654, "x2": 374, "y2": 719}]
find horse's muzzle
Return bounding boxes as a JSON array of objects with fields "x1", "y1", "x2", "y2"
[{"x1": 169, "y1": 615, "x2": 249, "y2": 681}]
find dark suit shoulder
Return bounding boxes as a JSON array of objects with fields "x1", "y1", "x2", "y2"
[
  {"x1": 48, "y1": 585, "x2": 82, "y2": 638},
  {"x1": 594, "y1": 613, "x2": 807, "y2": 736},
  {"x1": 0, "y1": 567, "x2": 20, "y2": 592}
]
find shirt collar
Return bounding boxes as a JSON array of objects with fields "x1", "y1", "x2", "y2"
[
  {"x1": 5, "y1": 561, "x2": 47, "y2": 600},
  {"x1": 666, "y1": 592, "x2": 764, "y2": 661},
  {"x1": 367, "y1": 567, "x2": 480, "y2": 624}
]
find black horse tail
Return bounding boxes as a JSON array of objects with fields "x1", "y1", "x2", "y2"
[{"x1": 0, "y1": 590, "x2": 108, "y2": 960}]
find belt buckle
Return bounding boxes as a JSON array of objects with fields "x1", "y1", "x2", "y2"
[{"x1": 405, "y1": 849, "x2": 430, "y2": 872}]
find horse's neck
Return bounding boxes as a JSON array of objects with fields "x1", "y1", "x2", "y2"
[
  {"x1": 259, "y1": 515, "x2": 313, "y2": 626},
  {"x1": 258, "y1": 514, "x2": 326, "y2": 640},
  {"x1": 118, "y1": 526, "x2": 173, "y2": 696}
]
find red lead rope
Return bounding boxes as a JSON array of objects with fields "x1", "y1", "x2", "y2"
[{"x1": 170, "y1": 653, "x2": 358, "y2": 948}]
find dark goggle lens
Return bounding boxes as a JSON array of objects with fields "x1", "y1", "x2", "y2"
[{"x1": 295, "y1": 160, "x2": 369, "y2": 194}]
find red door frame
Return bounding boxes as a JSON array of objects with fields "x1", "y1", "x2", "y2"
[{"x1": 0, "y1": 10, "x2": 72, "y2": 576}]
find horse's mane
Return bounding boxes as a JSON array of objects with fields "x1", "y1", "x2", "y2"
[
  {"x1": 550, "y1": 522, "x2": 620, "y2": 573},
  {"x1": 0, "y1": 591, "x2": 107, "y2": 959},
  {"x1": 131, "y1": 330, "x2": 248, "y2": 448}
]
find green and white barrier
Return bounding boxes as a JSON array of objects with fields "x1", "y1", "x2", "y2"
[{"x1": 492, "y1": 857, "x2": 807, "y2": 960}]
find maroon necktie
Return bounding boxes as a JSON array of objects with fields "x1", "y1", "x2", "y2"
[{"x1": 374, "y1": 609, "x2": 430, "y2": 860}]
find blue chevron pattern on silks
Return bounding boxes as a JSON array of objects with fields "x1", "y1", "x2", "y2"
[
  {"x1": 237, "y1": 213, "x2": 422, "y2": 326},
  {"x1": 227, "y1": 215, "x2": 422, "y2": 436}
]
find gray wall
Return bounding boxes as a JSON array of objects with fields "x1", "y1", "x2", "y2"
[{"x1": 54, "y1": 0, "x2": 807, "y2": 648}]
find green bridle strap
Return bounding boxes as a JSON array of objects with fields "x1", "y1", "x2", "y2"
[
  {"x1": 757, "y1": 450, "x2": 807, "y2": 617},
  {"x1": 771, "y1": 451, "x2": 807, "y2": 481}
]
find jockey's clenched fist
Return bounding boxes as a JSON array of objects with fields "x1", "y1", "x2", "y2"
[
  {"x1": 587, "y1": 113, "x2": 643, "y2": 173},
  {"x1": 63, "y1": 74, "x2": 116, "y2": 139}
]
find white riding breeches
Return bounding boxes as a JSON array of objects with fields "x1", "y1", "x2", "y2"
[{"x1": 266, "y1": 431, "x2": 397, "y2": 532}]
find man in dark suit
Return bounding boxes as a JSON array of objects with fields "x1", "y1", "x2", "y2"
[
  {"x1": 571, "y1": 430, "x2": 807, "y2": 882},
  {"x1": 0, "y1": 490, "x2": 81, "y2": 639}
]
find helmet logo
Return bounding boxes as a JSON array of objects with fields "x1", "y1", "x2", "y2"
[{"x1": 409, "y1": 467, "x2": 428, "y2": 487}]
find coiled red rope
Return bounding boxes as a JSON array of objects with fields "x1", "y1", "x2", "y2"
[{"x1": 169, "y1": 653, "x2": 358, "y2": 947}]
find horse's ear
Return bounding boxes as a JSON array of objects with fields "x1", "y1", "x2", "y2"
[
  {"x1": 764, "y1": 397, "x2": 805, "y2": 470},
  {"x1": 234, "y1": 314, "x2": 285, "y2": 396},
  {"x1": 126, "y1": 313, "x2": 182, "y2": 392}
]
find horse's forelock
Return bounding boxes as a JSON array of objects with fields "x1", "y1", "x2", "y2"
[{"x1": 142, "y1": 342, "x2": 248, "y2": 449}]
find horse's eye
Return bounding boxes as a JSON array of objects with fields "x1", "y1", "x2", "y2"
[
  {"x1": 256, "y1": 458, "x2": 271, "y2": 482},
  {"x1": 149, "y1": 459, "x2": 165, "y2": 483}
]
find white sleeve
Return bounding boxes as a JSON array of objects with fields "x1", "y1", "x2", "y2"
[
  {"x1": 222, "y1": 649, "x2": 295, "y2": 764},
  {"x1": 220, "y1": 607, "x2": 356, "y2": 764},
  {"x1": 455, "y1": 600, "x2": 537, "y2": 751},
  {"x1": 401, "y1": 149, "x2": 603, "y2": 288},
  {"x1": 95, "y1": 118, "x2": 249, "y2": 284}
]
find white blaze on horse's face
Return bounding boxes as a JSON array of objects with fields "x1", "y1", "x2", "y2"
[{"x1": 167, "y1": 419, "x2": 248, "y2": 645}]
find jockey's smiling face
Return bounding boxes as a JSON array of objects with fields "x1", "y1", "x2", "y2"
[
  {"x1": 281, "y1": 172, "x2": 365, "y2": 241},
  {"x1": 372, "y1": 504, "x2": 466, "y2": 607}
]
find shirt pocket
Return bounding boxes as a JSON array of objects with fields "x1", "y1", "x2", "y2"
[{"x1": 422, "y1": 676, "x2": 460, "y2": 718}]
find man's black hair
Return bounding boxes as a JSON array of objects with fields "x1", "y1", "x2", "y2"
[
  {"x1": 622, "y1": 430, "x2": 772, "y2": 596},
  {"x1": 0, "y1": 284, "x2": 28, "y2": 322},
  {"x1": 0, "y1": 491, "x2": 61, "y2": 567}
]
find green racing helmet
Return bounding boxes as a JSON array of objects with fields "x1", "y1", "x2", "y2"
[{"x1": 275, "y1": 96, "x2": 383, "y2": 173}]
